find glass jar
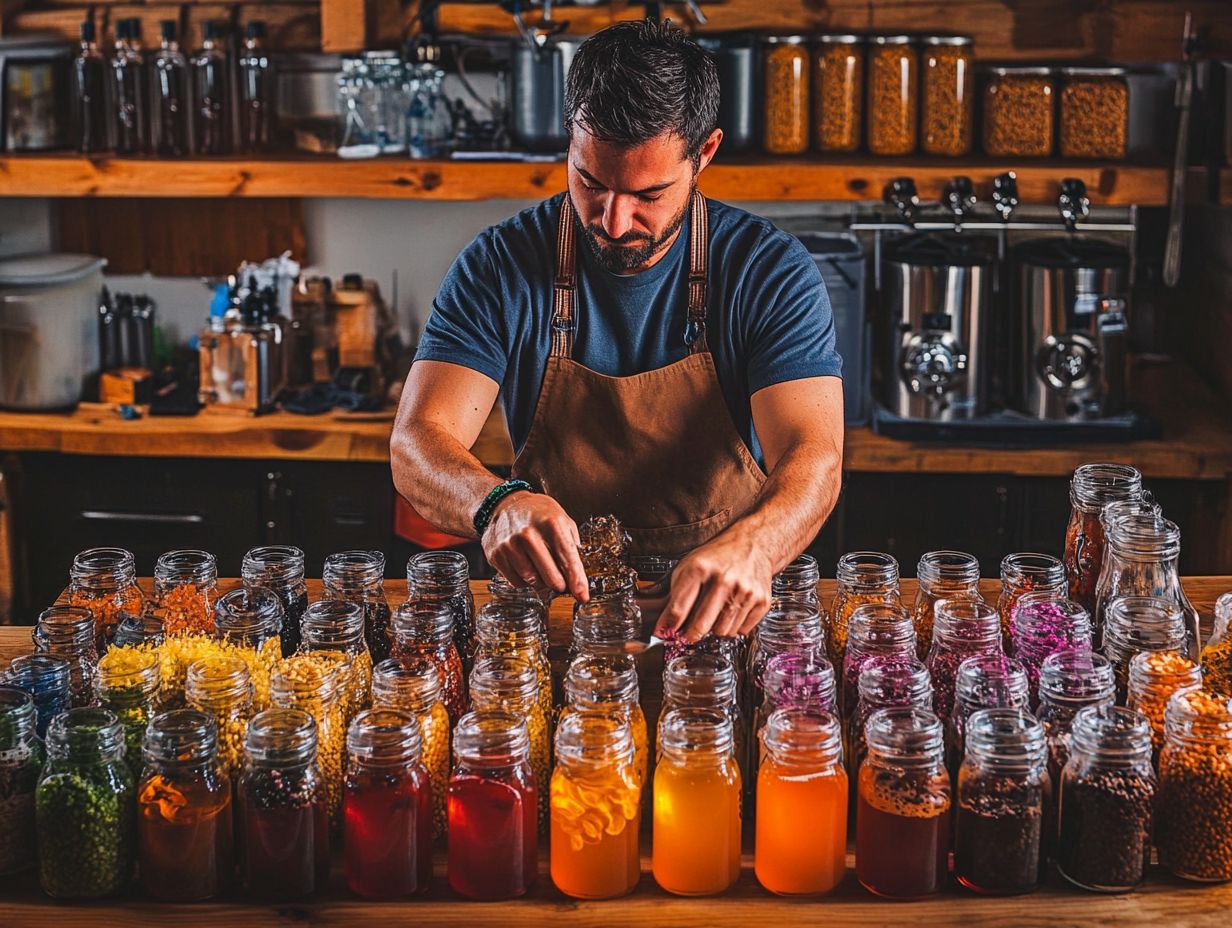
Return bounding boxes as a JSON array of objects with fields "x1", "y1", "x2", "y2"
[
  {"x1": 758, "y1": 651, "x2": 838, "y2": 748},
  {"x1": 370, "y1": 656, "x2": 451, "y2": 839},
  {"x1": 7, "y1": 653, "x2": 71, "y2": 738},
  {"x1": 242, "y1": 545, "x2": 308, "y2": 657},
  {"x1": 343, "y1": 707, "x2": 432, "y2": 898},
  {"x1": 406, "y1": 61, "x2": 453, "y2": 159},
  {"x1": 828, "y1": 551, "x2": 902, "y2": 669},
  {"x1": 912, "y1": 550, "x2": 982, "y2": 661},
  {"x1": 947, "y1": 655, "x2": 1030, "y2": 776},
  {"x1": 1057, "y1": 704, "x2": 1155, "y2": 892},
  {"x1": 153, "y1": 549, "x2": 219, "y2": 635},
  {"x1": 36, "y1": 707, "x2": 135, "y2": 899},
  {"x1": 1036, "y1": 649, "x2": 1116, "y2": 796},
  {"x1": 1064, "y1": 463, "x2": 1143, "y2": 614},
  {"x1": 112, "y1": 611, "x2": 165, "y2": 649},
  {"x1": 998, "y1": 552, "x2": 1067, "y2": 644},
  {"x1": 33, "y1": 606, "x2": 98, "y2": 707},
  {"x1": 841, "y1": 603, "x2": 916, "y2": 721},
  {"x1": 1094, "y1": 514, "x2": 1200, "y2": 660},
  {"x1": 661, "y1": 652, "x2": 745, "y2": 786},
  {"x1": 571, "y1": 598, "x2": 641, "y2": 661},
  {"x1": 921, "y1": 36, "x2": 974, "y2": 155},
  {"x1": 0, "y1": 687, "x2": 41, "y2": 875},
  {"x1": 391, "y1": 600, "x2": 466, "y2": 723},
  {"x1": 762, "y1": 35, "x2": 810, "y2": 155},
  {"x1": 812, "y1": 34, "x2": 862, "y2": 153},
  {"x1": 856, "y1": 706, "x2": 950, "y2": 899},
  {"x1": 747, "y1": 602, "x2": 824, "y2": 713},
  {"x1": 925, "y1": 598, "x2": 1002, "y2": 723},
  {"x1": 550, "y1": 709, "x2": 640, "y2": 899},
  {"x1": 772, "y1": 553, "x2": 821, "y2": 611},
  {"x1": 983, "y1": 66, "x2": 1055, "y2": 157},
  {"x1": 1201, "y1": 592, "x2": 1232, "y2": 699},
  {"x1": 68, "y1": 547, "x2": 144, "y2": 648},
  {"x1": 848, "y1": 656, "x2": 932, "y2": 778},
  {"x1": 867, "y1": 35, "x2": 917, "y2": 155},
  {"x1": 488, "y1": 572, "x2": 553, "y2": 619},
  {"x1": 97, "y1": 648, "x2": 161, "y2": 778},
  {"x1": 138, "y1": 708, "x2": 233, "y2": 901},
  {"x1": 1010, "y1": 594, "x2": 1093, "y2": 707},
  {"x1": 300, "y1": 599, "x2": 372, "y2": 720},
  {"x1": 1102, "y1": 596, "x2": 1188, "y2": 702},
  {"x1": 1156, "y1": 690, "x2": 1232, "y2": 882},
  {"x1": 1059, "y1": 67, "x2": 1128, "y2": 159},
  {"x1": 185, "y1": 656, "x2": 253, "y2": 780},
  {"x1": 562, "y1": 654, "x2": 648, "y2": 791},
  {"x1": 447, "y1": 709, "x2": 538, "y2": 899},
  {"x1": 407, "y1": 550, "x2": 475, "y2": 663},
  {"x1": 954, "y1": 708, "x2": 1047, "y2": 894},
  {"x1": 237, "y1": 708, "x2": 330, "y2": 899},
  {"x1": 475, "y1": 599, "x2": 553, "y2": 727},
  {"x1": 755, "y1": 707, "x2": 846, "y2": 896},
  {"x1": 653, "y1": 706, "x2": 741, "y2": 896},
  {"x1": 1127, "y1": 649, "x2": 1202, "y2": 755},
  {"x1": 214, "y1": 586, "x2": 284, "y2": 671},
  {"x1": 324, "y1": 550, "x2": 392, "y2": 664},
  {"x1": 270, "y1": 655, "x2": 346, "y2": 830}
]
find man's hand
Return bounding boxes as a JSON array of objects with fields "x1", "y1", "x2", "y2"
[
  {"x1": 483, "y1": 492, "x2": 589, "y2": 602},
  {"x1": 653, "y1": 529, "x2": 773, "y2": 642}
]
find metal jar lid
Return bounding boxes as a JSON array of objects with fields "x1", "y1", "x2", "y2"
[
  {"x1": 922, "y1": 35, "x2": 974, "y2": 46},
  {"x1": 1059, "y1": 66, "x2": 1128, "y2": 78},
  {"x1": 870, "y1": 34, "x2": 914, "y2": 45},
  {"x1": 761, "y1": 34, "x2": 808, "y2": 45},
  {"x1": 816, "y1": 33, "x2": 863, "y2": 44},
  {"x1": 986, "y1": 66, "x2": 1054, "y2": 77}
]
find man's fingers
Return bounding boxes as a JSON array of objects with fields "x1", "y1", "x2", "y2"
[
  {"x1": 518, "y1": 532, "x2": 567, "y2": 593},
  {"x1": 655, "y1": 570, "x2": 702, "y2": 637},
  {"x1": 679, "y1": 579, "x2": 730, "y2": 643},
  {"x1": 736, "y1": 596, "x2": 772, "y2": 637},
  {"x1": 713, "y1": 593, "x2": 749, "y2": 638},
  {"x1": 501, "y1": 545, "x2": 541, "y2": 589},
  {"x1": 546, "y1": 519, "x2": 589, "y2": 602}
]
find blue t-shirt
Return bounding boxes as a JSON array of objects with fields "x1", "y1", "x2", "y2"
[{"x1": 415, "y1": 193, "x2": 843, "y2": 466}]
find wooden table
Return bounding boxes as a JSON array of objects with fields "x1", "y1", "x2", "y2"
[{"x1": 2, "y1": 577, "x2": 1231, "y2": 926}]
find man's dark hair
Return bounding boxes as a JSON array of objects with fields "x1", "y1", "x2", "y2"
[{"x1": 564, "y1": 20, "x2": 719, "y2": 164}]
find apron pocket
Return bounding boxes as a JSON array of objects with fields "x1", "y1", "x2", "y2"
[{"x1": 624, "y1": 509, "x2": 733, "y2": 559}]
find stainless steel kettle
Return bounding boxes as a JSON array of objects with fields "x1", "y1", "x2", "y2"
[{"x1": 509, "y1": 35, "x2": 578, "y2": 152}]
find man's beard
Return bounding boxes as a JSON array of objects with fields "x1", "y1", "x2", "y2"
[{"x1": 580, "y1": 187, "x2": 693, "y2": 274}]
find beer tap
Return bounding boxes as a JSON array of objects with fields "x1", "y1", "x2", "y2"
[
  {"x1": 942, "y1": 176, "x2": 976, "y2": 229},
  {"x1": 1058, "y1": 178, "x2": 1090, "y2": 232},
  {"x1": 884, "y1": 177, "x2": 920, "y2": 223},
  {"x1": 992, "y1": 172, "x2": 1018, "y2": 221}
]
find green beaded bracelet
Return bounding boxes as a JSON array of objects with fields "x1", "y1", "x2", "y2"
[{"x1": 473, "y1": 479, "x2": 534, "y2": 538}]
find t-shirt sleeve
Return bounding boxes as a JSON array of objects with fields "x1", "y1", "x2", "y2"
[
  {"x1": 413, "y1": 230, "x2": 509, "y2": 386},
  {"x1": 741, "y1": 230, "x2": 844, "y2": 395}
]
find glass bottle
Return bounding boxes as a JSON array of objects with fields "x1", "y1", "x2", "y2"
[
  {"x1": 185, "y1": 656, "x2": 254, "y2": 781},
  {"x1": 407, "y1": 550, "x2": 475, "y2": 664},
  {"x1": 849, "y1": 656, "x2": 932, "y2": 778},
  {"x1": 7, "y1": 653, "x2": 70, "y2": 739},
  {"x1": 1102, "y1": 596, "x2": 1188, "y2": 702},
  {"x1": 72, "y1": 18, "x2": 112, "y2": 153},
  {"x1": 762, "y1": 35, "x2": 810, "y2": 155},
  {"x1": 1057, "y1": 704, "x2": 1155, "y2": 892},
  {"x1": 476, "y1": 599, "x2": 553, "y2": 724},
  {"x1": 813, "y1": 34, "x2": 863, "y2": 153},
  {"x1": 238, "y1": 21, "x2": 275, "y2": 152},
  {"x1": 747, "y1": 602, "x2": 824, "y2": 714},
  {"x1": 488, "y1": 572, "x2": 552, "y2": 618},
  {"x1": 856, "y1": 706, "x2": 950, "y2": 899},
  {"x1": 652, "y1": 706, "x2": 742, "y2": 896},
  {"x1": 954, "y1": 708, "x2": 1047, "y2": 894},
  {"x1": 828, "y1": 552, "x2": 902, "y2": 669},
  {"x1": 562, "y1": 654, "x2": 648, "y2": 791},
  {"x1": 33, "y1": 606, "x2": 98, "y2": 708},
  {"x1": 270, "y1": 655, "x2": 346, "y2": 832},
  {"x1": 68, "y1": 547, "x2": 144, "y2": 649},
  {"x1": 324, "y1": 550, "x2": 392, "y2": 665},
  {"x1": 921, "y1": 35, "x2": 974, "y2": 156},
  {"x1": 153, "y1": 549, "x2": 219, "y2": 636},
  {"x1": 1201, "y1": 592, "x2": 1232, "y2": 699},
  {"x1": 841, "y1": 603, "x2": 916, "y2": 721},
  {"x1": 867, "y1": 35, "x2": 918, "y2": 155},
  {"x1": 138, "y1": 708, "x2": 233, "y2": 901},
  {"x1": 947, "y1": 655, "x2": 1030, "y2": 777},
  {"x1": 1127, "y1": 649, "x2": 1202, "y2": 756},
  {"x1": 237, "y1": 708, "x2": 330, "y2": 898},
  {"x1": 913, "y1": 550, "x2": 982, "y2": 661},
  {"x1": 192, "y1": 20, "x2": 232, "y2": 155},
  {"x1": 242, "y1": 545, "x2": 308, "y2": 657},
  {"x1": 925, "y1": 598, "x2": 1002, "y2": 723},
  {"x1": 998, "y1": 553, "x2": 1067, "y2": 645},
  {"x1": 1155, "y1": 690, "x2": 1232, "y2": 882},
  {"x1": 391, "y1": 600, "x2": 466, "y2": 723},
  {"x1": 0, "y1": 687, "x2": 42, "y2": 875},
  {"x1": 35, "y1": 707, "x2": 135, "y2": 899},
  {"x1": 343, "y1": 707, "x2": 432, "y2": 898},
  {"x1": 110, "y1": 18, "x2": 148, "y2": 154},
  {"x1": 1010, "y1": 594, "x2": 1093, "y2": 707},
  {"x1": 300, "y1": 599, "x2": 372, "y2": 721},
  {"x1": 370, "y1": 656, "x2": 451, "y2": 839},
  {"x1": 983, "y1": 66, "x2": 1055, "y2": 157},
  {"x1": 758, "y1": 651, "x2": 838, "y2": 749},
  {"x1": 1064, "y1": 463, "x2": 1143, "y2": 614},
  {"x1": 214, "y1": 586, "x2": 284, "y2": 669},
  {"x1": 447, "y1": 710, "x2": 538, "y2": 900},
  {"x1": 337, "y1": 56, "x2": 376, "y2": 155},
  {"x1": 149, "y1": 19, "x2": 190, "y2": 156},
  {"x1": 405, "y1": 61, "x2": 454, "y2": 159},
  {"x1": 550, "y1": 709, "x2": 640, "y2": 899},
  {"x1": 97, "y1": 648, "x2": 161, "y2": 778},
  {"x1": 1035, "y1": 649, "x2": 1115, "y2": 799},
  {"x1": 571, "y1": 598, "x2": 641, "y2": 661},
  {"x1": 661, "y1": 652, "x2": 745, "y2": 785},
  {"x1": 772, "y1": 553, "x2": 820, "y2": 607},
  {"x1": 755, "y1": 707, "x2": 847, "y2": 896}
]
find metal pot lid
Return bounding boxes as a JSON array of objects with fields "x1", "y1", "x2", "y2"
[
  {"x1": 1012, "y1": 237, "x2": 1130, "y2": 269},
  {"x1": 0, "y1": 253, "x2": 107, "y2": 287},
  {"x1": 884, "y1": 232, "x2": 994, "y2": 268},
  {"x1": 922, "y1": 35, "x2": 974, "y2": 46}
]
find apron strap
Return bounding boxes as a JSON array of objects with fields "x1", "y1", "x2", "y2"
[{"x1": 686, "y1": 190, "x2": 710, "y2": 355}]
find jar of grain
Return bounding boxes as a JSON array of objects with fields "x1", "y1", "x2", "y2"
[
  {"x1": 983, "y1": 66, "x2": 1055, "y2": 157},
  {"x1": 1059, "y1": 67, "x2": 1128, "y2": 159},
  {"x1": 762, "y1": 35, "x2": 810, "y2": 155},
  {"x1": 813, "y1": 34, "x2": 863, "y2": 153},
  {"x1": 921, "y1": 36, "x2": 974, "y2": 156},
  {"x1": 867, "y1": 35, "x2": 917, "y2": 156}
]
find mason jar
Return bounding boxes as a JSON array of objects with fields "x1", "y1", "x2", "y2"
[
  {"x1": 867, "y1": 35, "x2": 918, "y2": 155},
  {"x1": 1127, "y1": 649, "x2": 1202, "y2": 755},
  {"x1": 925, "y1": 598, "x2": 1002, "y2": 724},
  {"x1": 33, "y1": 606, "x2": 98, "y2": 707},
  {"x1": 474, "y1": 599, "x2": 553, "y2": 728},
  {"x1": 214, "y1": 586, "x2": 284, "y2": 668},
  {"x1": 1102, "y1": 596, "x2": 1188, "y2": 702},
  {"x1": 561, "y1": 653, "x2": 648, "y2": 791},
  {"x1": 771, "y1": 554, "x2": 821, "y2": 611},
  {"x1": 1064, "y1": 463, "x2": 1143, "y2": 614},
  {"x1": 7, "y1": 653, "x2": 71, "y2": 739},
  {"x1": 68, "y1": 547, "x2": 144, "y2": 649},
  {"x1": 324, "y1": 550, "x2": 392, "y2": 664},
  {"x1": 97, "y1": 648, "x2": 161, "y2": 778},
  {"x1": 0, "y1": 686, "x2": 42, "y2": 875},
  {"x1": 946, "y1": 654, "x2": 1030, "y2": 777},
  {"x1": 391, "y1": 600, "x2": 466, "y2": 723},
  {"x1": 1010, "y1": 594, "x2": 1093, "y2": 707},
  {"x1": 153, "y1": 549, "x2": 219, "y2": 636},
  {"x1": 762, "y1": 35, "x2": 810, "y2": 155},
  {"x1": 998, "y1": 553, "x2": 1068, "y2": 646},
  {"x1": 848, "y1": 656, "x2": 932, "y2": 778},
  {"x1": 300, "y1": 599, "x2": 373, "y2": 721},
  {"x1": 912, "y1": 550, "x2": 982, "y2": 661},
  {"x1": 407, "y1": 550, "x2": 475, "y2": 663},
  {"x1": 921, "y1": 35, "x2": 974, "y2": 156},
  {"x1": 270, "y1": 654, "x2": 347, "y2": 833},
  {"x1": 812, "y1": 34, "x2": 863, "y2": 153},
  {"x1": 185, "y1": 656, "x2": 254, "y2": 780},
  {"x1": 828, "y1": 551, "x2": 902, "y2": 669},
  {"x1": 841, "y1": 603, "x2": 916, "y2": 721},
  {"x1": 242, "y1": 544, "x2": 308, "y2": 657}
]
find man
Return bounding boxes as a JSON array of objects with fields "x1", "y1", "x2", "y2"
[{"x1": 391, "y1": 20, "x2": 843, "y2": 642}]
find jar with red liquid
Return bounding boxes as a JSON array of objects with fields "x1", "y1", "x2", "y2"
[
  {"x1": 447, "y1": 709, "x2": 538, "y2": 900},
  {"x1": 856, "y1": 706, "x2": 951, "y2": 899},
  {"x1": 1064, "y1": 463, "x2": 1143, "y2": 615},
  {"x1": 1010, "y1": 594, "x2": 1092, "y2": 708},
  {"x1": 925, "y1": 598, "x2": 1002, "y2": 724},
  {"x1": 841, "y1": 603, "x2": 916, "y2": 721},
  {"x1": 408, "y1": 550, "x2": 475, "y2": 665},
  {"x1": 998, "y1": 553, "x2": 1067, "y2": 646},
  {"x1": 848, "y1": 656, "x2": 933, "y2": 779},
  {"x1": 343, "y1": 707, "x2": 432, "y2": 898},
  {"x1": 912, "y1": 551, "x2": 982, "y2": 661},
  {"x1": 391, "y1": 600, "x2": 466, "y2": 723},
  {"x1": 237, "y1": 708, "x2": 330, "y2": 899}
]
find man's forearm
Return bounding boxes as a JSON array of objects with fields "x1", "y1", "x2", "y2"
[{"x1": 391, "y1": 419, "x2": 502, "y2": 538}]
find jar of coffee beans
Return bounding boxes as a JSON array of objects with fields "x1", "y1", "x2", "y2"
[
  {"x1": 921, "y1": 36, "x2": 974, "y2": 156},
  {"x1": 813, "y1": 34, "x2": 863, "y2": 153},
  {"x1": 762, "y1": 35, "x2": 810, "y2": 155},
  {"x1": 1059, "y1": 67, "x2": 1128, "y2": 159},
  {"x1": 867, "y1": 35, "x2": 917, "y2": 156},
  {"x1": 983, "y1": 66, "x2": 1055, "y2": 158}
]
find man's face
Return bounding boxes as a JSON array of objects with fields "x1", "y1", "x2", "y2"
[{"x1": 567, "y1": 125, "x2": 721, "y2": 274}]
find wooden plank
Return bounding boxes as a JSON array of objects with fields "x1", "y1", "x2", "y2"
[{"x1": 320, "y1": 0, "x2": 370, "y2": 52}]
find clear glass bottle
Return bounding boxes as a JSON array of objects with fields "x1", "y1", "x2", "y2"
[
  {"x1": 149, "y1": 19, "x2": 190, "y2": 156},
  {"x1": 1201, "y1": 592, "x2": 1232, "y2": 699},
  {"x1": 138, "y1": 708, "x2": 234, "y2": 901},
  {"x1": 998, "y1": 553, "x2": 1067, "y2": 645},
  {"x1": 153, "y1": 549, "x2": 219, "y2": 636},
  {"x1": 913, "y1": 550, "x2": 982, "y2": 661},
  {"x1": 406, "y1": 61, "x2": 454, "y2": 159},
  {"x1": 762, "y1": 35, "x2": 810, "y2": 155},
  {"x1": 1101, "y1": 596, "x2": 1188, "y2": 702},
  {"x1": 813, "y1": 34, "x2": 862, "y2": 153},
  {"x1": 1035, "y1": 649, "x2": 1115, "y2": 798},
  {"x1": 337, "y1": 56, "x2": 376, "y2": 155},
  {"x1": 954, "y1": 708, "x2": 1047, "y2": 894},
  {"x1": 324, "y1": 550, "x2": 392, "y2": 665},
  {"x1": 407, "y1": 550, "x2": 475, "y2": 664},
  {"x1": 747, "y1": 602, "x2": 825, "y2": 714},
  {"x1": 191, "y1": 20, "x2": 232, "y2": 155},
  {"x1": 867, "y1": 35, "x2": 917, "y2": 155},
  {"x1": 110, "y1": 18, "x2": 148, "y2": 154},
  {"x1": 571, "y1": 597, "x2": 641, "y2": 661},
  {"x1": 848, "y1": 656, "x2": 932, "y2": 778},
  {"x1": 238, "y1": 21, "x2": 275, "y2": 152},
  {"x1": 185, "y1": 656, "x2": 254, "y2": 780},
  {"x1": 772, "y1": 553, "x2": 821, "y2": 610},
  {"x1": 921, "y1": 35, "x2": 974, "y2": 156},
  {"x1": 237, "y1": 708, "x2": 330, "y2": 898},
  {"x1": 1057, "y1": 704, "x2": 1155, "y2": 892},
  {"x1": 33, "y1": 606, "x2": 98, "y2": 708},
  {"x1": 1059, "y1": 67, "x2": 1129, "y2": 159},
  {"x1": 983, "y1": 66, "x2": 1055, "y2": 157},
  {"x1": 214, "y1": 586, "x2": 284, "y2": 667},
  {"x1": 925, "y1": 598, "x2": 1002, "y2": 724},
  {"x1": 391, "y1": 600, "x2": 466, "y2": 723},
  {"x1": 828, "y1": 551, "x2": 902, "y2": 669},
  {"x1": 841, "y1": 603, "x2": 916, "y2": 721},
  {"x1": 661, "y1": 652, "x2": 745, "y2": 785},
  {"x1": 270, "y1": 655, "x2": 346, "y2": 833},
  {"x1": 447, "y1": 710, "x2": 538, "y2": 900},
  {"x1": 561, "y1": 654, "x2": 648, "y2": 791},
  {"x1": 1065, "y1": 463, "x2": 1143, "y2": 614},
  {"x1": 7, "y1": 653, "x2": 70, "y2": 739},
  {"x1": 36, "y1": 707, "x2": 135, "y2": 899},
  {"x1": 242, "y1": 545, "x2": 308, "y2": 657},
  {"x1": 300, "y1": 599, "x2": 373, "y2": 721},
  {"x1": 343, "y1": 707, "x2": 432, "y2": 898},
  {"x1": 96, "y1": 648, "x2": 161, "y2": 778},
  {"x1": 68, "y1": 547, "x2": 144, "y2": 649},
  {"x1": 0, "y1": 687, "x2": 42, "y2": 875},
  {"x1": 475, "y1": 599, "x2": 553, "y2": 727},
  {"x1": 947, "y1": 655, "x2": 1030, "y2": 776},
  {"x1": 1010, "y1": 594, "x2": 1093, "y2": 708},
  {"x1": 1127, "y1": 649, "x2": 1202, "y2": 755},
  {"x1": 72, "y1": 19, "x2": 112, "y2": 153}
]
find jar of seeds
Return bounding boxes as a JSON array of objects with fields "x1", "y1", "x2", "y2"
[
  {"x1": 983, "y1": 67, "x2": 1055, "y2": 157},
  {"x1": 1059, "y1": 67, "x2": 1128, "y2": 159},
  {"x1": 867, "y1": 35, "x2": 917, "y2": 155},
  {"x1": 762, "y1": 35, "x2": 810, "y2": 155},
  {"x1": 921, "y1": 36, "x2": 974, "y2": 156},
  {"x1": 813, "y1": 34, "x2": 863, "y2": 153}
]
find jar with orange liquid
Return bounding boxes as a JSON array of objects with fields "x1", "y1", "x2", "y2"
[
  {"x1": 550, "y1": 710, "x2": 641, "y2": 899},
  {"x1": 652, "y1": 706, "x2": 742, "y2": 895},
  {"x1": 755, "y1": 707, "x2": 847, "y2": 895}
]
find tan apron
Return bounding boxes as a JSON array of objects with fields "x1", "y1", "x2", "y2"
[{"x1": 511, "y1": 191, "x2": 766, "y2": 557}]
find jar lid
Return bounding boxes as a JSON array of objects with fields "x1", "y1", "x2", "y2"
[
  {"x1": 1059, "y1": 66, "x2": 1127, "y2": 77},
  {"x1": 870, "y1": 34, "x2": 914, "y2": 45},
  {"x1": 761, "y1": 34, "x2": 808, "y2": 45},
  {"x1": 922, "y1": 35, "x2": 974, "y2": 46},
  {"x1": 816, "y1": 33, "x2": 863, "y2": 44},
  {"x1": 986, "y1": 66, "x2": 1054, "y2": 77}
]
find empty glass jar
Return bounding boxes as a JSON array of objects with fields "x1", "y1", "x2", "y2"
[{"x1": 912, "y1": 550, "x2": 982, "y2": 661}]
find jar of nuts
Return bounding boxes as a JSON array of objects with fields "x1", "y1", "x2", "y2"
[
  {"x1": 921, "y1": 36, "x2": 974, "y2": 156},
  {"x1": 762, "y1": 35, "x2": 810, "y2": 155},
  {"x1": 867, "y1": 35, "x2": 917, "y2": 156},
  {"x1": 813, "y1": 34, "x2": 863, "y2": 153},
  {"x1": 983, "y1": 66, "x2": 1055, "y2": 157},
  {"x1": 1059, "y1": 67, "x2": 1128, "y2": 159}
]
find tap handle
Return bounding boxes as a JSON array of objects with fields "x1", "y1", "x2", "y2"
[
  {"x1": 992, "y1": 171, "x2": 1019, "y2": 221},
  {"x1": 884, "y1": 176, "x2": 919, "y2": 221},
  {"x1": 942, "y1": 176, "x2": 976, "y2": 223},
  {"x1": 1058, "y1": 177, "x2": 1090, "y2": 230}
]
